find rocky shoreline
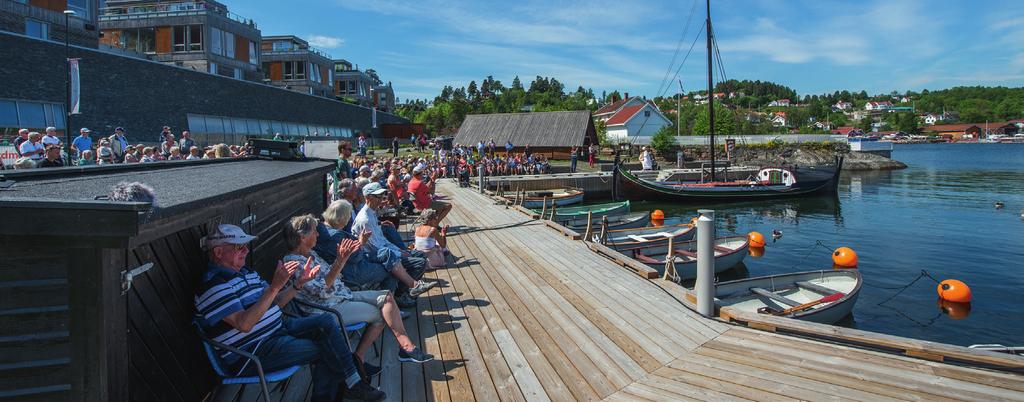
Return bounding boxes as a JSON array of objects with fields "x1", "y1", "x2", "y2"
[{"x1": 728, "y1": 146, "x2": 906, "y2": 171}]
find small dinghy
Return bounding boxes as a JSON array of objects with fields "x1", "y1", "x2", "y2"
[
  {"x1": 532, "y1": 200, "x2": 630, "y2": 220},
  {"x1": 513, "y1": 188, "x2": 584, "y2": 208},
  {"x1": 715, "y1": 269, "x2": 862, "y2": 324},
  {"x1": 631, "y1": 236, "x2": 749, "y2": 280},
  {"x1": 604, "y1": 223, "x2": 696, "y2": 253},
  {"x1": 562, "y1": 212, "x2": 650, "y2": 232}
]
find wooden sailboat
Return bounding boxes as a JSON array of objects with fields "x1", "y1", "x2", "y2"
[{"x1": 614, "y1": 0, "x2": 842, "y2": 202}]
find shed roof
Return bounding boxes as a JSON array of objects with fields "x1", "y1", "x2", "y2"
[{"x1": 454, "y1": 111, "x2": 598, "y2": 148}]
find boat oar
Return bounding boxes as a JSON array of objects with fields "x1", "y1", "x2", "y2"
[{"x1": 770, "y1": 292, "x2": 845, "y2": 316}]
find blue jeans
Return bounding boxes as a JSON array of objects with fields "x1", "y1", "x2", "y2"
[
  {"x1": 570, "y1": 156, "x2": 578, "y2": 172},
  {"x1": 381, "y1": 224, "x2": 406, "y2": 249},
  {"x1": 343, "y1": 256, "x2": 398, "y2": 292},
  {"x1": 241, "y1": 314, "x2": 359, "y2": 400}
]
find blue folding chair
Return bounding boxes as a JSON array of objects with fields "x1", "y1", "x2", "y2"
[{"x1": 193, "y1": 316, "x2": 300, "y2": 402}]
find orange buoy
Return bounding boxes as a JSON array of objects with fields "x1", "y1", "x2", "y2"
[
  {"x1": 651, "y1": 209, "x2": 665, "y2": 220},
  {"x1": 937, "y1": 279, "x2": 972, "y2": 303},
  {"x1": 937, "y1": 299, "x2": 971, "y2": 320},
  {"x1": 832, "y1": 247, "x2": 858, "y2": 268},
  {"x1": 651, "y1": 218, "x2": 664, "y2": 226},
  {"x1": 748, "y1": 231, "x2": 766, "y2": 248},
  {"x1": 749, "y1": 247, "x2": 765, "y2": 258}
]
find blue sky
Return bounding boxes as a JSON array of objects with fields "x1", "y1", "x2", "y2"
[{"x1": 231, "y1": 0, "x2": 1024, "y2": 102}]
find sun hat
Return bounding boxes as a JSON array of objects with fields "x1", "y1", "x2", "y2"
[{"x1": 201, "y1": 224, "x2": 257, "y2": 250}]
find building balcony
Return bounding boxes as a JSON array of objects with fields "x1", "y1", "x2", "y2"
[
  {"x1": 99, "y1": 2, "x2": 256, "y2": 28},
  {"x1": 263, "y1": 47, "x2": 332, "y2": 61}
]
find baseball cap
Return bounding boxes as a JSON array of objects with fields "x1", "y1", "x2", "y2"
[
  {"x1": 412, "y1": 164, "x2": 424, "y2": 174},
  {"x1": 80, "y1": 127, "x2": 91, "y2": 133},
  {"x1": 99, "y1": 147, "x2": 112, "y2": 156},
  {"x1": 115, "y1": 127, "x2": 125, "y2": 132},
  {"x1": 362, "y1": 182, "x2": 388, "y2": 196},
  {"x1": 201, "y1": 224, "x2": 257, "y2": 250},
  {"x1": 358, "y1": 165, "x2": 372, "y2": 173}
]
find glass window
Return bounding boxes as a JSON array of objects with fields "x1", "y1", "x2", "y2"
[
  {"x1": 67, "y1": 0, "x2": 91, "y2": 20},
  {"x1": 233, "y1": 68, "x2": 242, "y2": 80},
  {"x1": 209, "y1": 62, "x2": 217, "y2": 74},
  {"x1": 43, "y1": 103, "x2": 55, "y2": 126},
  {"x1": 295, "y1": 62, "x2": 305, "y2": 79},
  {"x1": 246, "y1": 119, "x2": 260, "y2": 134},
  {"x1": 224, "y1": 31, "x2": 235, "y2": 58},
  {"x1": 232, "y1": 118, "x2": 247, "y2": 134},
  {"x1": 249, "y1": 41, "x2": 257, "y2": 64},
  {"x1": 25, "y1": 19, "x2": 48, "y2": 40},
  {"x1": 310, "y1": 63, "x2": 318, "y2": 83},
  {"x1": 272, "y1": 41, "x2": 292, "y2": 51},
  {"x1": 261, "y1": 120, "x2": 272, "y2": 135},
  {"x1": 209, "y1": 27, "x2": 222, "y2": 55},
  {"x1": 17, "y1": 102, "x2": 46, "y2": 128},
  {"x1": 187, "y1": 114, "x2": 206, "y2": 133},
  {"x1": 189, "y1": 25, "x2": 202, "y2": 51},
  {"x1": 204, "y1": 115, "x2": 224, "y2": 133},
  {"x1": 138, "y1": 28, "x2": 156, "y2": 53},
  {"x1": 289, "y1": 123, "x2": 300, "y2": 134},
  {"x1": 271, "y1": 121, "x2": 284, "y2": 134},
  {"x1": 283, "y1": 62, "x2": 293, "y2": 79},
  {"x1": 0, "y1": 100, "x2": 18, "y2": 126},
  {"x1": 173, "y1": 25, "x2": 187, "y2": 52},
  {"x1": 348, "y1": 81, "x2": 355, "y2": 91}
]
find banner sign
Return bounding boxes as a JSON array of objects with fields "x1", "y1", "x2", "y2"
[
  {"x1": 371, "y1": 107, "x2": 377, "y2": 129},
  {"x1": 69, "y1": 58, "x2": 81, "y2": 115},
  {"x1": 0, "y1": 145, "x2": 18, "y2": 167},
  {"x1": 725, "y1": 139, "x2": 736, "y2": 159}
]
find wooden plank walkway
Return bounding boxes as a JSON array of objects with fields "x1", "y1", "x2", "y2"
[{"x1": 211, "y1": 180, "x2": 1024, "y2": 401}]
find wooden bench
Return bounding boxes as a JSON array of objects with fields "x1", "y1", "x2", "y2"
[{"x1": 749, "y1": 287, "x2": 801, "y2": 308}]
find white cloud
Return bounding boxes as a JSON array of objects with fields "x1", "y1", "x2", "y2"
[
  {"x1": 307, "y1": 35, "x2": 345, "y2": 49},
  {"x1": 718, "y1": 18, "x2": 868, "y2": 65}
]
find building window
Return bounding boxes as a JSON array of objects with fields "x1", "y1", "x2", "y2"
[
  {"x1": 67, "y1": 0, "x2": 91, "y2": 21},
  {"x1": 174, "y1": 25, "x2": 201, "y2": 52},
  {"x1": 119, "y1": 27, "x2": 156, "y2": 53},
  {"x1": 283, "y1": 61, "x2": 305, "y2": 80},
  {"x1": 348, "y1": 81, "x2": 355, "y2": 92},
  {"x1": 209, "y1": 62, "x2": 217, "y2": 74},
  {"x1": 249, "y1": 41, "x2": 257, "y2": 64},
  {"x1": 233, "y1": 68, "x2": 242, "y2": 79},
  {"x1": 644, "y1": 110, "x2": 651, "y2": 117},
  {"x1": 209, "y1": 27, "x2": 222, "y2": 55},
  {"x1": 272, "y1": 41, "x2": 292, "y2": 51},
  {"x1": 224, "y1": 31, "x2": 235, "y2": 58},
  {"x1": 189, "y1": 25, "x2": 202, "y2": 51},
  {"x1": 310, "y1": 63, "x2": 319, "y2": 83},
  {"x1": 25, "y1": 19, "x2": 48, "y2": 40}
]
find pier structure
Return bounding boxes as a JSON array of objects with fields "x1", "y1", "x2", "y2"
[{"x1": 219, "y1": 179, "x2": 1024, "y2": 401}]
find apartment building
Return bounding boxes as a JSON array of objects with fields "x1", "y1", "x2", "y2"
[
  {"x1": 98, "y1": 0, "x2": 262, "y2": 81},
  {"x1": 0, "y1": 0, "x2": 100, "y2": 47},
  {"x1": 261, "y1": 35, "x2": 333, "y2": 98},
  {"x1": 333, "y1": 61, "x2": 396, "y2": 111}
]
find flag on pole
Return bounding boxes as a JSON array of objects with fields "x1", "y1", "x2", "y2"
[
  {"x1": 372, "y1": 107, "x2": 377, "y2": 129},
  {"x1": 69, "y1": 58, "x2": 81, "y2": 115}
]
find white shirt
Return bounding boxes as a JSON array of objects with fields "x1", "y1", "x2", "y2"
[
  {"x1": 351, "y1": 204, "x2": 401, "y2": 258},
  {"x1": 19, "y1": 141, "x2": 45, "y2": 160},
  {"x1": 641, "y1": 151, "x2": 654, "y2": 170},
  {"x1": 42, "y1": 135, "x2": 61, "y2": 146}
]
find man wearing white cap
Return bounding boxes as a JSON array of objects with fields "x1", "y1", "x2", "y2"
[
  {"x1": 71, "y1": 128, "x2": 92, "y2": 163},
  {"x1": 351, "y1": 183, "x2": 435, "y2": 305},
  {"x1": 195, "y1": 224, "x2": 385, "y2": 401}
]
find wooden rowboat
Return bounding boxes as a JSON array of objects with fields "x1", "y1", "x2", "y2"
[
  {"x1": 632, "y1": 236, "x2": 749, "y2": 280},
  {"x1": 604, "y1": 223, "x2": 696, "y2": 253},
  {"x1": 532, "y1": 200, "x2": 630, "y2": 220},
  {"x1": 514, "y1": 188, "x2": 584, "y2": 209},
  {"x1": 562, "y1": 212, "x2": 650, "y2": 233},
  {"x1": 714, "y1": 269, "x2": 861, "y2": 324}
]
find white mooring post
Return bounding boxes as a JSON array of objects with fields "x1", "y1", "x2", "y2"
[
  {"x1": 478, "y1": 165, "x2": 485, "y2": 193},
  {"x1": 695, "y1": 209, "x2": 715, "y2": 317}
]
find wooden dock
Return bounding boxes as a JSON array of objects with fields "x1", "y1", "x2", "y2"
[{"x1": 215, "y1": 180, "x2": 1024, "y2": 401}]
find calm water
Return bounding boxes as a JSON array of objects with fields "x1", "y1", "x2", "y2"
[{"x1": 631, "y1": 143, "x2": 1024, "y2": 346}]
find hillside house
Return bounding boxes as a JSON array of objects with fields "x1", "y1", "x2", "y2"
[
  {"x1": 770, "y1": 111, "x2": 788, "y2": 127},
  {"x1": 865, "y1": 101, "x2": 893, "y2": 111},
  {"x1": 768, "y1": 99, "x2": 791, "y2": 107},
  {"x1": 605, "y1": 101, "x2": 672, "y2": 141},
  {"x1": 593, "y1": 94, "x2": 644, "y2": 122}
]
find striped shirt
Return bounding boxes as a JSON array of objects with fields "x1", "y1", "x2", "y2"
[{"x1": 195, "y1": 264, "x2": 283, "y2": 365}]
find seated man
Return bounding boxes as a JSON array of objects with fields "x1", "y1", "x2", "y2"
[
  {"x1": 351, "y1": 183, "x2": 435, "y2": 306},
  {"x1": 194, "y1": 224, "x2": 384, "y2": 401},
  {"x1": 408, "y1": 165, "x2": 453, "y2": 223}
]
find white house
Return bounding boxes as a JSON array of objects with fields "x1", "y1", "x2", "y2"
[
  {"x1": 605, "y1": 101, "x2": 672, "y2": 141},
  {"x1": 768, "y1": 98, "x2": 791, "y2": 107},
  {"x1": 813, "y1": 121, "x2": 833, "y2": 130},
  {"x1": 593, "y1": 94, "x2": 645, "y2": 122},
  {"x1": 865, "y1": 101, "x2": 893, "y2": 111},
  {"x1": 833, "y1": 101, "x2": 853, "y2": 111},
  {"x1": 770, "y1": 112, "x2": 788, "y2": 127},
  {"x1": 924, "y1": 113, "x2": 943, "y2": 125}
]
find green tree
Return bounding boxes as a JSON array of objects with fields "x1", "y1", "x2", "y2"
[
  {"x1": 594, "y1": 119, "x2": 609, "y2": 145},
  {"x1": 858, "y1": 115, "x2": 873, "y2": 132},
  {"x1": 692, "y1": 103, "x2": 735, "y2": 136},
  {"x1": 650, "y1": 125, "x2": 677, "y2": 155}
]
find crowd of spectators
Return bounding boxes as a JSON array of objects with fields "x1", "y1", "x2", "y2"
[
  {"x1": 192, "y1": 140, "x2": 463, "y2": 400},
  {"x1": 2, "y1": 125, "x2": 251, "y2": 170}
]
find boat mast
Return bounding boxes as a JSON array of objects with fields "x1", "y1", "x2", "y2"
[{"x1": 706, "y1": 0, "x2": 715, "y2": 182}]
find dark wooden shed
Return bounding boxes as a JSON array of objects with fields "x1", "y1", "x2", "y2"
[
  {"x1": 0, "y1": 158, "x2": 332, "y2": 401},
  {"x1": 453, "y1": 111, "x2": 599, "y2": 158}
]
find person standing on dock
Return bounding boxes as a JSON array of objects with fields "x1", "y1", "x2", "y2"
[
  {"x1": 570, "y1": 146, "x2": 579, "y2": 173},
  {"x1": 391, "y1": 137, "x2": 399, "y2": 158},
  {"x1": 640, "y1": 146, "x2": 655, "y2": 170},
  {"x1": 588, "y1": 143, "x2": 598, "y2": 168},
  {"x1": 195, "y1": 224, "x2": 385, "y2": 401}
]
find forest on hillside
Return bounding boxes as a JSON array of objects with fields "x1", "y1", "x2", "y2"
[{"x1": 395, "y1": 76, "x2": 1024, "y2": 140}]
